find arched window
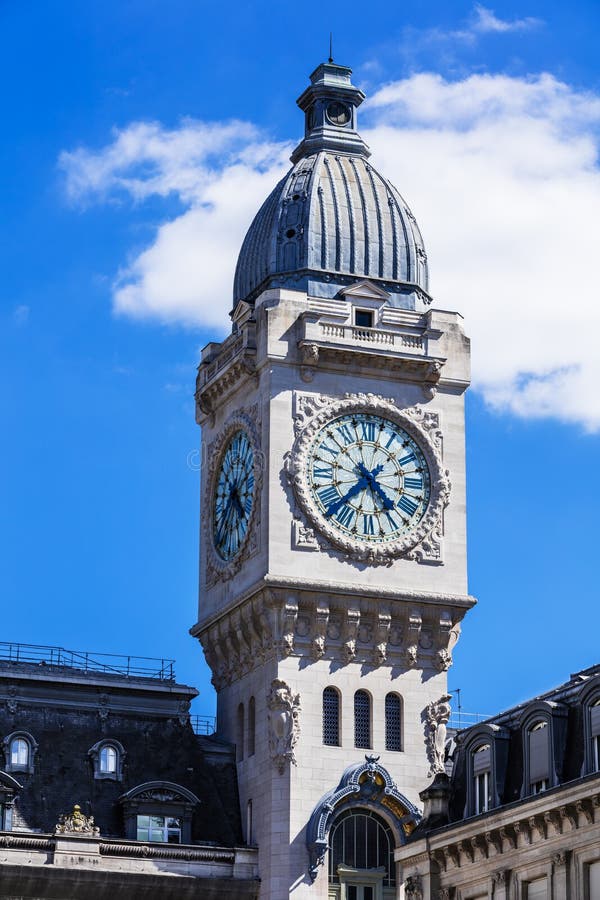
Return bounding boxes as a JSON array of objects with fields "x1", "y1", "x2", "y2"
[
  {"x1": 354, "y1": 691, "x2": 371, "y2": 749},
  {"x1": 88, "y1": 739, "x2": 125, "y2": 781},
  {"x1": 10, "y1": 738, "x2": 29, "y2": 769},
  {"x1": 248, "y1": 697, "x2": 256, "y2": 757},
  {"x1": 328, "y1": 808, "x2": 396, "y2": 887},
  {"x1": 528, "y1": 721, "x2": 550, "y2": 794},
  {"x1": 236, "y1": 702, "x2": 245, "y2": 762},
  {"x1": 323, "y1": 687, "x2": 341, "y2": 746},
  {"x1": 100, "y1": 744, "x2": 117, "y2": 774},
  {"x1": 385, "y1": 693, "x2": 402, "y2": 751},
  {"x1": 3, "y1": 732, "x2": 37, "y2": 774},
  {"x1": 472, "y1": 743, "x2": 492, "y2": 813}
]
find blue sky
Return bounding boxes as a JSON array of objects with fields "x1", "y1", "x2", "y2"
[{"x1": 1, "y1": 1, "x2": 599, "y2": 721}]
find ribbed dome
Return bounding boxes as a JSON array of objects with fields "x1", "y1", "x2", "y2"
[
  {"x1": 233, "y1": 151, "x2": 428, "y2": 306},
  {"x1": 233, "y1": 61, "x2": 429, "y2": 308}
]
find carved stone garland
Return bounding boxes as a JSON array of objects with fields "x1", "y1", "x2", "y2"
[
  {"x1": 287, "y1": 392, "x2": 450, "y2": 565},
  {"x1": 203, "y1": 405, "x2": 263, "y2": 585}
]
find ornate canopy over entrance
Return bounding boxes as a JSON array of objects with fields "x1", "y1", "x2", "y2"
[{"x1": 306, "y1": 755, "x2": 421, "y2": 881}]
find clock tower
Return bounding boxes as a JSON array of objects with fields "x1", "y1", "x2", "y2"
[{"x1": 191, "y1": 61, "x2": 474, "y2": 900}]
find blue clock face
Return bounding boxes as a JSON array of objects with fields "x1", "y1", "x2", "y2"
[
  {"x1": 307, "y1": 413, "x2": 430, "y2": 543},
  {"x1": 213, "y1": 430, "x2": 255, "y2": 561}
]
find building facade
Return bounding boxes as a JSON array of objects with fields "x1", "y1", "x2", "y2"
[
  {"x1": 396, "y1": 665, "x2": 600, "y2": 899},
  {"x1": 0, "y1": 644, "x2": 258, "y2": 899}
]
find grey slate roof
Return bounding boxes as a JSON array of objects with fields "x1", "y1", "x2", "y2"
[{"x1": 233, "y1": 150, "x2": 429, "y2": 306}]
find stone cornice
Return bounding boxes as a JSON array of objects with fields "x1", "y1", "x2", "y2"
[
  {"x1": 192, "y1": 582, "x2": 474, "y2": 689},
  {"x1": 192, "y1": 576, "x2": 476, "y2": 638}
]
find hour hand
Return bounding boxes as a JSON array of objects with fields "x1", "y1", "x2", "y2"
[{"x1": 325, "y1": 478, "x2": 366, "y2": 517}]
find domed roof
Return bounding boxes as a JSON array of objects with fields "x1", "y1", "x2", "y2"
[{"x1": 233, "y1": 62, "x2": 429, "y2": 307}]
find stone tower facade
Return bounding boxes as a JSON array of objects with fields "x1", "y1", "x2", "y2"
[{"x1": 191, "y1": 61, "x2": 474, "y2": 900}]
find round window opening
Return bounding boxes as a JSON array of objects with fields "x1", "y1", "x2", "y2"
[{"x1": 326, "y1": 101, "x2": 351, "y2": 126}]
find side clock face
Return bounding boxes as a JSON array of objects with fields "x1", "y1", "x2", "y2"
[
  {"x1": 307, "y1": 413, "x2": 431, "y2": 544},
  {"x1": 213, "y1": 430, "x2": 255, "y2": 561}
]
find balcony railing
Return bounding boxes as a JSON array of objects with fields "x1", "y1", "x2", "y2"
[{"x1": 306, "y1": 320, "x2": 425, "y2": 354}]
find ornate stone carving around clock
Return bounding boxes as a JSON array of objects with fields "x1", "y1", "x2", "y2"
[
  {"x1": 287, "y1": 392, "x2": 450, "y2": 565},
  {"x1": 203, "y1": 405, "x2": 262, "y2": 585}
]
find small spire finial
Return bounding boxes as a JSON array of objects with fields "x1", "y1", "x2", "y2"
[{"x1": 328, "y1": 32, "x2": 334, "y2": 64}]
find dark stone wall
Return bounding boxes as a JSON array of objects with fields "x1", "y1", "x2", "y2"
[{"x1": 0, "y1": 704, "x2": 242, "y2": 845}]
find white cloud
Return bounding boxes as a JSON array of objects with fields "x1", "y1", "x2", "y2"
[
  {"x1": 365, "y1": 73, "x2": 600, "y2": 429},
  {"x1": 60, "y1": 122, "x2": 290, "y2": 329},
  {"x1": 60, "y1": 72, "x2": 600, "y2": 429},
  {"x1": 471, "y1": 5, "x2": 541, "y2": 34}
]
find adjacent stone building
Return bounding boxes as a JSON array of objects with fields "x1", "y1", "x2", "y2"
[{"x1": 396, "y1": 665, "x2": 600, "y2": 898}]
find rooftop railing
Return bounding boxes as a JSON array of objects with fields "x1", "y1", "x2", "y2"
[
  {"x1": 190, "y1": 715, "x2": 217, "y2": 735},
  {"x1": 0, "y1": 641, "x2": 176, "y2": 681},
  {"x1": 448, "y1": 710, "x2": 493, "y2": 732}
]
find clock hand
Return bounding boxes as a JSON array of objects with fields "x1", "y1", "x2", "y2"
[
  {"x1": 356, "y1": 462, "x2": 394, "y2": 511},
  {"x1": 325, "y1": 477, "x2": 368, "y2": 517},
  {"x1": 230, "y1": 488, "x2": 246, "y2": 519}
]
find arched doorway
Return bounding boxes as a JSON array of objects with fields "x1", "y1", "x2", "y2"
[{"x1": 328, "y1": 808, "x2": 395, "y2": 900}]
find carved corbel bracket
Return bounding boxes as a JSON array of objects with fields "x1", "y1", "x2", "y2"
[
  {"x1": 575, "y1": 798, "x2": 594, "y2": 825},
  {"x1": 499, "y1": 825, "x2": 517, "y2": 851},
  {"x1": 406, "y1": 609, "x2": 422, "y2": 668},
  {"x1": 484, "y1": 830, "x2": 502, "y2": 857},
  {"x1": 282, "y1": 595, "x2": 299, "y2": 657},
  {"x1": 559, "y1": 804, "x2": 578, "y2": 833},
  {"x1": 342, "y1": 605, "x2": 360, "y2": 663},
  {"x1": 299, "y1": 341, "x2": 320, "y2": 383},
  {"x1": 372, "y1": 606, "x2": 391, "y2": 667},
  {"x1": 311, "y1": 599, "x2": 330, "y2": 660}
]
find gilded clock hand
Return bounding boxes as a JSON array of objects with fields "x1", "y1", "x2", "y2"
[{"x1": 324, "y1": 477, "x2": 368, "y2": 517}]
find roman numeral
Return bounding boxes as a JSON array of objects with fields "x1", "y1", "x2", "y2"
[
  {"x1": 404, "y1": 476, "x2": 423, "y2": 490},
  {"x1": 360, "y1": 421, "x2": 376, "y2": 441},
  {"x1": 313, "y1": 465, "x2": 333, "y2": 479},
  {"x1": 336, "y1": 423, "x2": 354, "y2": 444},
  {"x1": 384, "y1": 431, "x2": 397, "y2": 449},
  {"x1": 335, "y1": 505, "x2": 355, "y2": 528},
  {"x1": 398, "y1": 451, "x2": 416, "y2": 466},
  {"x1": 318, "y1": 485, "x2": 340, "y2": 508},
  {"x1": 319, "y1": 443, "x2": 337, "y2": 459},
  {"x1": 362, "y1": 514, "x2": 375, "y2": 535},
  {"x1": 385, "y1": 511, "x2": 399, "y2": 531},
  {"x1": 398, "y1": 495, "x2": 419, "y2": 516}
]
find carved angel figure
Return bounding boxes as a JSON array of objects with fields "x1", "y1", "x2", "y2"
[{"x1": 267, "y1": 679, "x2": 301, "y2": 774}]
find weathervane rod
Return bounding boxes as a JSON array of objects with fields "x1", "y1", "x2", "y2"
[{"x1": 329, "y1": 32, "x2": 333, "y2": 64}]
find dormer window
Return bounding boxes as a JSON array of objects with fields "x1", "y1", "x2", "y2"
[
  {"x1": 528, "y1": 721, "x2": 550, "y2": 794},
  {"x1": 354, "y1": 309, "x2": 374, "y2": 329},
  {"x1": 473, "y1": 743, "x2": 492, "y2": 813},
  {"x1": 89, "y1": 739, "x2": 125, "y2": 781},
  {"x1": 100, "y1": 744, "x2": 117, "y2": 774},
  {"x1": 3, "y1": 731, "x2": 37, "y2": 775},
  {"x1": 589, "y1": 698, "x2": 600, "y2": 772}
]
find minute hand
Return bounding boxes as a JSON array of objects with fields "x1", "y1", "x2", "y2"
[{"x1": 325, "y1": 478, "x2": 367, "y2": 517}]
